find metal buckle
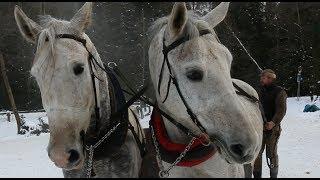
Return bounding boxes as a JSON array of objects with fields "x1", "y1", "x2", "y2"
[{"x1": 107, "y1": 62, "x2": 117, "y2": 69}]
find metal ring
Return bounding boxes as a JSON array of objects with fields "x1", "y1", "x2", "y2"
[
  {"x1": 159, "y1": 170, "x2": 169, "y2": 178},
  {"x1": 196, "y1": 133, "x2": 211, "y2": 146},
  {"x1": 107, "y1": 62, "x2": 117, "y2": 69},
  {"x1": 199, "y1": 138, "x2": 211, "y2": 147}
]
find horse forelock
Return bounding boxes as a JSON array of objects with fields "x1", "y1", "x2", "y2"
[
  {"x1": 148, "y1": 11, "x2": 220, "y2": 45},
  {"x1": 31, "y1": 15, "x2": 103, "y2": 98}
]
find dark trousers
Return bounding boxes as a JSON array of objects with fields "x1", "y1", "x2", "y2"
[{"x1": 253, "y1": 125, "x2": 281, "y2": 178}]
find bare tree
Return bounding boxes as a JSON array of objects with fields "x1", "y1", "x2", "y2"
[{"x1": 0, "y1": 53, "x2": 22, "y2": 134}]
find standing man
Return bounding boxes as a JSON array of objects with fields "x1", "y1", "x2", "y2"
[{"x1": 253, "y1": 69, "x2": 287, "y2": 178}]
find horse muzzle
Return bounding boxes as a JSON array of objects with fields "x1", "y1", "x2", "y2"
[
  {"x1": 48, "y1": 147, "x2": 84, "y2": 170},
  {"x1": 210, "y1": 135, "x2": 256, "y2": 164}
]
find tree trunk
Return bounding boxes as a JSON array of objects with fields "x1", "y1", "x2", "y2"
[
  {"x1": 0, "y1": 53, "x2": 22, "y2": 134},
  {"x1": 41, "y1": 2, "x2": 45, "y2": 15},
  {"x1": 7, "y1": 112, "x2": 11, "y2": 122}
]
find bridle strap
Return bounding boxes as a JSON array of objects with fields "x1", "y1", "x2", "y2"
[
  {"x1": 56, "y1": 34, "x2": 87, "y2": 47},
  {"x1": 157, "y1": 29, "x2": 211, "y2": 136},
  {"x1": 233, "y1": 82, "x2": 259, "y2": 103},
  {"x1": 233, "y1": 82, "x2": 267, "y2": 123},
  {"x1": 56, "y1": 34, "x2": 100, "y2": 127},
  {"x1": 157, "y1": 29, "x2": 211, "y2": 100}
]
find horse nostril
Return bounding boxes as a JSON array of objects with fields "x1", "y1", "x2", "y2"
[
  {"x1": 230, "y1": 144, "x2": 244, "y2": 157},
  {"x1": 68, "y1": 149, "x2": 80, "y2": 164}
]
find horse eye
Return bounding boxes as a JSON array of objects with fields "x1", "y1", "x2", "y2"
[
  {"x1": 73, "y1": 64, "x2": 84, "y2": 75},
  {"x1": 186, "y1": 70, "x2": 203, "y2": 81}
]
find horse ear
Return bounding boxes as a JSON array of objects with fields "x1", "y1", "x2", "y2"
[
  {"x1": 14, "y1": 5, "x2": 42, "y2": 44},
  {"x1": 168, "y1": 2, "x2": 188, "y2": 36},
  {"x1": 203, "y1": 2, "x2": 230, "y2": 29},
  {"x1": 70, "y1": 2, "x2": 92, "y2": 33}
]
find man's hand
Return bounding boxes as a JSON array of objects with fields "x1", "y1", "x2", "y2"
[{"x1": 265, "y1": 121, "x2": 275, "y2": 130}]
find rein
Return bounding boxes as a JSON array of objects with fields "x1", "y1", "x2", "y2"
[{"x1": 55, "y1": 34, "x2": 147, "y2": 177}]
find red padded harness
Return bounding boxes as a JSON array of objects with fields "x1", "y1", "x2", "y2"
[{"x1": 150, "y1": 108, "x2": 217, "y2": 167}]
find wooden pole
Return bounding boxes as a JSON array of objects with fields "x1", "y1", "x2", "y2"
[{"x1": 0, "y1": 53, "x2": 22, "y2": 134}]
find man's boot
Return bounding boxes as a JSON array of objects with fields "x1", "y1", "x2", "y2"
[
  {"x1": 253, "y1": 171, "x2": 262, "y2": 178},
  {"x1": 270, "y1": 167, "x2": 278, "y2": 178}
]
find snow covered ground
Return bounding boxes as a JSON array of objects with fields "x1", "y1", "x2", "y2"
[{"x1": 0, "y1": 97, "x2": 319, "y2": 177}]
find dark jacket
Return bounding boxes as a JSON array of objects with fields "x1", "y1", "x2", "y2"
[{"x1": 258, "y1": 83, "x2": 287, "y2": 126}]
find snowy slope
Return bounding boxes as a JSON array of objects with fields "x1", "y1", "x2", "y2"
[{"x1": 0, "y1": 97, "x2": 319, "y2": 177}]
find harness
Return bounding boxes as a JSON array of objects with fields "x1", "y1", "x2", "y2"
[
  {"x1": 150, "y1": 107, "x2": 217, "y2": 167},
  {"x1": 147, "y1": 28, "x2": 265, "y2": 177},
  {"x1": 53, "y1": 28, "x2": 265, "y2": 178},
  {"x1": 55, "y1": 34, "x2": 147, "y2": 178}
]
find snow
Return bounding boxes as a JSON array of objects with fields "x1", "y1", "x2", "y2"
[
  {"x1": 0, "y1": 112, "x2": 62, "y2": 177},
  {"x1": 0, "y1": 97, "x2": 319, "y2": 177}
]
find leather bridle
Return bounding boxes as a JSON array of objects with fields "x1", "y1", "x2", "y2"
[
  {"x1": 156, "y1": 29, "x2": 212, "y2": 140},
  {"x1": 155, "y1": 28, "x2": 264, "y2": 142},
  {"x1": 54, "y1": 34, "x2": 147, "y2": 158},
  {"x1": 55, "y1": 34, "x2": 101, "y2": 131}
]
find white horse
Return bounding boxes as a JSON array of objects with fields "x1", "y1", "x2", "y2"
[
  {"x1": 14, "y1": 2, "x2": 145, "y2": 177},
  {"x1": 148, "y1": 2, "x2": 263, "y2": 177}
]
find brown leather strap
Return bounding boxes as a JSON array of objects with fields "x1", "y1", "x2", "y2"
[{"x1": 139, "y1": 128, "x2": 160, "y2": 178}]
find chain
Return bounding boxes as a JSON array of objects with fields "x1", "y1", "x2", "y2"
[
  {"x1": 150, "y1": 125, "x2": 196, "y2": 178},
  {"x1": 85, "y1": 122, "x2": 121, "y2": 150},
  {"x1": 86, "y1": 146, "x2": 94, "y2": 178},
  {"x1": 84, "y1": 122, "x2": 121, "y2": 178},
  {"x1": 150, "y1": 126, "x2": 165, "y2": 173}
]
